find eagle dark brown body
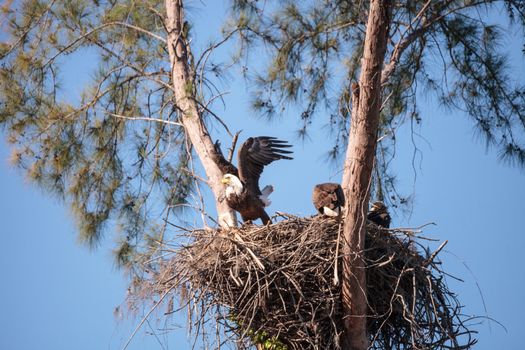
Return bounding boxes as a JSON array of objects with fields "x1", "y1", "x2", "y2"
[
  {"x1": 216, "y1": 136, "x2": 293, "y2": 225},
  {"x1": 226, "y1": 191, "x2": 271, "y2": 224},
  {"x1": 312, "y1": 183, "x2": 345, "y2": 216},
  {"x1": 367, "y1": 201, "x2": 391, "y2": 228}
]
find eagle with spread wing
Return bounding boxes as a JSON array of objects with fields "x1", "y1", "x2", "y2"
[{"x1": 215, "y1": 136, "x2": 293, "y2": 225}]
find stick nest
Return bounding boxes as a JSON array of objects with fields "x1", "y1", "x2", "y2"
[{"x1": 145, "y1": 215, "x2": 476, "y2": 350}]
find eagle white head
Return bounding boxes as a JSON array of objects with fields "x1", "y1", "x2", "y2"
[{"x1": 221, "y1": 174, "x2": 243, "y2": 197}]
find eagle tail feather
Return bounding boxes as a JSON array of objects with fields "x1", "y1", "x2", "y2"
[{"x1": 260, "y1": 185, "x2": 274, "y2": 207}]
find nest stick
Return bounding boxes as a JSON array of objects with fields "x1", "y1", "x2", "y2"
[{"x1": 132, "y1": 215, "x2": 476, "y2": 350}]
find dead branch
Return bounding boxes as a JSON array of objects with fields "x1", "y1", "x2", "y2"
[{"x1": 227, "y1": 131, "x2": 242, "y2": 163}]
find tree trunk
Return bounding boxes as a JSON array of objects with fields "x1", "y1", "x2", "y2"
[
  {"x1": 341, "y1": 1, "x2": 391, "y2": 349},
  {"x1": 165, "y1": 0, "x2": 237, "y2": 228}
]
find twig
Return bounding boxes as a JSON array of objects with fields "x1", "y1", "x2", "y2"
[
  {"x1": 122, "y1": 286, "x2": 174, "y2": 350},
  {"x1": 194, "y1": 99, "x2": 234, "y2": 138},
  {"x1": 333, "y1": 221, "x2": 342, "y2": 286},
  {"x1": 230, "y1": 232, "x2": 266, "y2": 271},
  {"x1": 392, "y1": 222, "x2": 437, "y2": 232},
  {"x1": 227, "y1": 131, "x2": 242, "y2": 163},
  {"x1": 424, "y1": 240, "x2": 448, "y2": 267}
]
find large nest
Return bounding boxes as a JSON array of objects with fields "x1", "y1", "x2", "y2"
[{"x1": 146, "y1": 215, "x2": 476, "y2": 350}]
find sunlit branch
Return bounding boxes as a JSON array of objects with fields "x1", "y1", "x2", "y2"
[
  {"x1": 227, "y1": 131, "x2": 242, "y2": 163},
  {"x1": 106, "y1": 112, "x2": 183, "y2": 127}
]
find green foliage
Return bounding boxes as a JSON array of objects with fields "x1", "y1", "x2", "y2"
[
  {"x1": 228, "y1": 313, "x2": 288, "y2": 350},
  {"x1": 228, "y1": 0, "x2": 525, "y2": 206},
  {"x1": 114, "y1": 239, "x2": 135, "y2": 268},
  {"x1": 2, "y1": 0, "x2": 524, "y2": 285},
  {"x1": 0, "y1": 0, "x2": 195, "y2": 258}
]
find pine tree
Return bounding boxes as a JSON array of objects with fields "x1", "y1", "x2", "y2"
[
  {"x1": 2, "y1": 0, "x2": 525, "y2": 349},
  {"x1": 227, "y1": 0, "x2": 525, "y2": 348},
  {"x1": 0, "y1": 0, "x2": 236, "y2": 265}
]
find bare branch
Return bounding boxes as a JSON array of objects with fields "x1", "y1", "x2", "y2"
[
  {"x1": 107, "y1": 112, "x2": 183, "y2": 127},
  {"x1": 109, "y1": 21, "x2": 167, "y2": 43},
  {"x1": 227, "y1": 131, "x2": 242, "y2": 163},
  {"x1": 122, "y1": 287, "x2": 174, "y2": 350}
]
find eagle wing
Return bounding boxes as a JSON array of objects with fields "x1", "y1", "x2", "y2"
[
  {"x1": 312, "y1": 183, "x2": 345, "y2": 213},
  {"x1": 238, "y1": 136, "x2": 293, "y2": 195},
  {"x1": 212, "y1": 140, "x2": 239, "y2": 177}
]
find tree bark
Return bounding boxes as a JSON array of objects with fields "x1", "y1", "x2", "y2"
[
  {"x1": 341, "y1": 1, "x2": 391, "y2": 349},
  {"x1": 165, "y1": 0, "x2": 237, "y2": 228}
]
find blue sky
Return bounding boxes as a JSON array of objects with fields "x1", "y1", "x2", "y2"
[{"x1": 1, "y1": 2, "x2": 525, "y2": 349}]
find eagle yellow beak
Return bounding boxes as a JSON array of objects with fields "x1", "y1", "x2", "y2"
[{"x1": 221, "y1": 177, "x2": 230, "y2": 184}]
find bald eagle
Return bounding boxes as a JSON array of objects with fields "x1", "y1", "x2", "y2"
[
  {"x1": 312, "y1": 183, "x2": 345, "y2": 217},
  {"x1": 216, "y1": 136, "x2": 293, "y2": 224},
  {"x1": 367, "y1": 201, "x2": 391, "y2": 228}
]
